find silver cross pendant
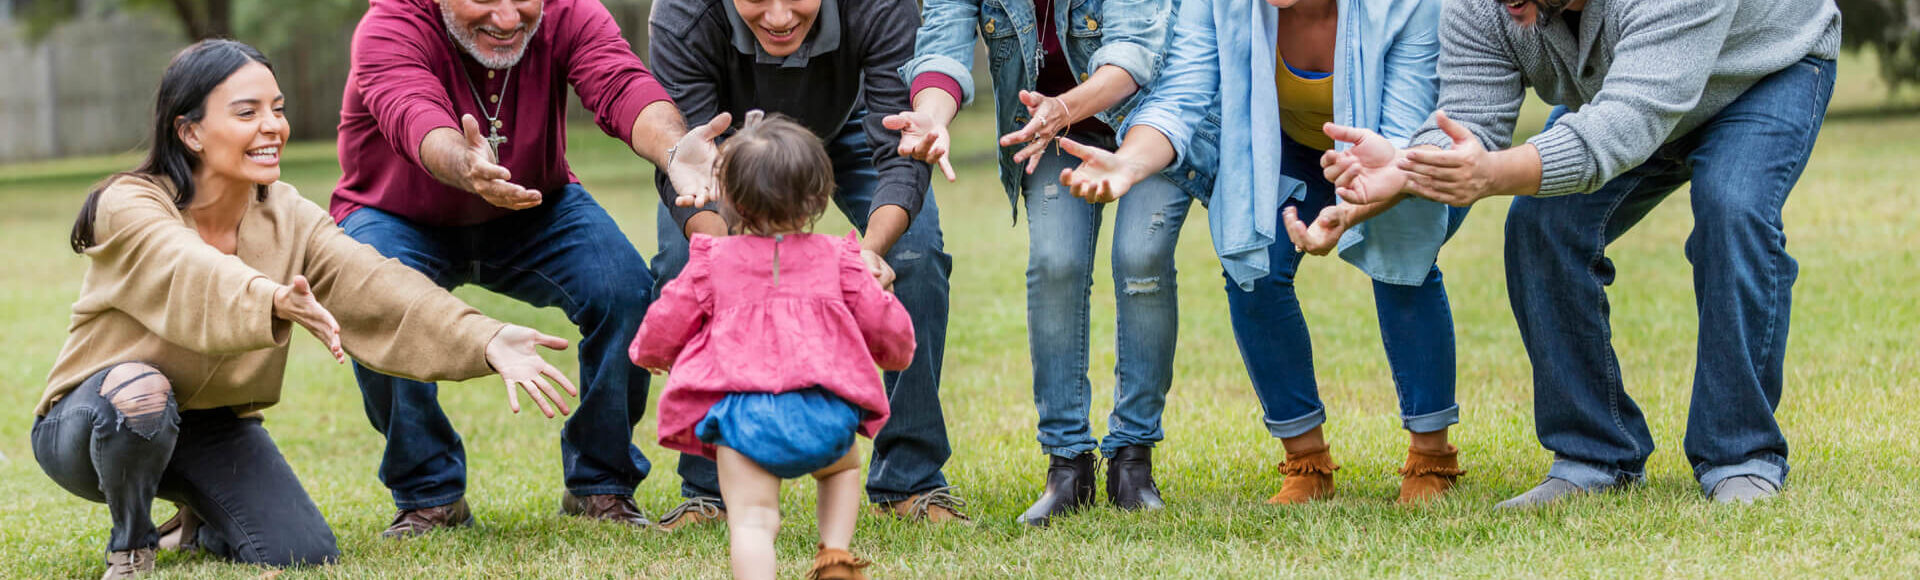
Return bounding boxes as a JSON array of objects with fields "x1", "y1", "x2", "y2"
[{"x1": 485, "y1": 127, "x2": 507, "y2": 154}]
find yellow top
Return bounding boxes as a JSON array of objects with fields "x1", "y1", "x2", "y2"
[{"x1": 1276, "y1": 53, "x2": 1336, "y2": 151}]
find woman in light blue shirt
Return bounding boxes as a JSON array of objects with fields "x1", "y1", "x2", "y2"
[{"x1": 1058, "y1": 0, "x2": 1469, "y2": 504}]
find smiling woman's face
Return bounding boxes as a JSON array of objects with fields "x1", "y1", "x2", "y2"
[
  {"x1": 181, "y1": 62, "x2": 287, "y2": 186},
  {"x1": 733, "y1": 0, "x2": 820, "y2": 58}
]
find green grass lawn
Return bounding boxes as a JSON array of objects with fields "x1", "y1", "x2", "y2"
[{"x1": 3, "y1": 58, "x2": 1920, "y2": 578}]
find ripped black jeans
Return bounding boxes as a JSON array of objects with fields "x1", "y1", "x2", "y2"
[{"x1": 31, "y1": 364, "x2": 338, "y2": 566}]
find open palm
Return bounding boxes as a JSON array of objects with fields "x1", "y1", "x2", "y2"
[
  {"x1": 1056, "y1": 137, "x2": 1143, "y2": 203},
  {"x1": 1321, "y1": 124, "x2": 1408, "y2": 205}
]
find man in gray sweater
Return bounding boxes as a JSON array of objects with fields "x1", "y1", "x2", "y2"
[{"x1": 1321, "y1": 0, "x2": 1840, "y2": 506}]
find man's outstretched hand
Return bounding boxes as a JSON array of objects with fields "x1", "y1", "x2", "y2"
[
  {"x1": 666, "y1": 112, "x2": 734, "y2": 208},
  {"x1": 883, "y1": 111, "x2": 957, "y2": 182},
  {"x1": 455, "y1": 114, "x2": 542, "y2": 209}
]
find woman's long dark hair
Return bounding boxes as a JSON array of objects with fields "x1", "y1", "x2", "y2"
[{"x1": 70, "y1": 39, "x2": 275, "y2": 253}]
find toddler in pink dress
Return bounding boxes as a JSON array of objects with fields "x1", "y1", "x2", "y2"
[{"x1": 630, "y1": 114, "x2": 912, "y2": 580}]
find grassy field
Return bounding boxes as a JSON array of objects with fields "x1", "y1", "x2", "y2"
[{"x1": 3, "y1": 57, "x2": 1919, "y2": 578}]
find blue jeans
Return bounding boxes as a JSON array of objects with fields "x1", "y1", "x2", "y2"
[
  {"x1": 1228, "y1": 136, "x2": 1463, "y2": 439},
  {"x1": 1506, "y1": 56, "x2": 1836, "y2": 495},
  {"x1": 1022, "y1": 135, "x2": 1194, "y2": 459},
  {"x1": 340, "y1": 185, "x2": 655, "y2": 508},
  {"x1": 652, "y1": 117, "x2": 954, "y2": 504}
]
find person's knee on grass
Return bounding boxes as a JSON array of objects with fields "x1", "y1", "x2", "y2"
[{"x1": 100, "y1": 363, "x2": 174, "y2": 438}]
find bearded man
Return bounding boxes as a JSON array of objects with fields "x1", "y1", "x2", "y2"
[
  {"x1": 1321, "y1": 0, "x2": 1841, "y2": 506},
  {"x1": 331, "y1": 0, "x2": 727, "y2": 536}
]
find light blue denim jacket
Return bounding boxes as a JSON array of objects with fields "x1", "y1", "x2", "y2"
[
  {"x1": 901, "y1": 0, "x2": 1214, "y2": 212},
  {"x1": 1127, "y1": 0, "x2": 1458, "y2": 288}
]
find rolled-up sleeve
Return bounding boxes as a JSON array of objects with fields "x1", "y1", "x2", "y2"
[
  {"x1": 1087, "y1": 0, "x2": 1176, "y2": 88},
  {"x1": 899, "y1": 0, "x2": 982, "y2": 105}
]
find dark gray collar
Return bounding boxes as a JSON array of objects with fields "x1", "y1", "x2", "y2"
[{"x1": 721, "y1": 0, "x2": 841, "y2": 68}]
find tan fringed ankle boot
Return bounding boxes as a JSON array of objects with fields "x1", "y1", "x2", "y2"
[
  {"x1": 808, "y1": 545, "x2": 872, "y2": 580},
  {"x1": 1266, "y1": 446, "x2": 1339, "y2": 505},
  {"x1": 1397, "y1": 445, "x2": 1466, "y2": 504}
]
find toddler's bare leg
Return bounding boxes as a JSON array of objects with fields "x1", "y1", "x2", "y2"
[
  {"x1": 811, "y1": 447, "x2": 862, "y2": 550},
  {"x1": 717, "y1": 446, "x2": 782, "y2": 580}
]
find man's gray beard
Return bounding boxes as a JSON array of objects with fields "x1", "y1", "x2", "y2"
[{"x1": 440, "y1": 2, "x2": 540, "y2": 69}]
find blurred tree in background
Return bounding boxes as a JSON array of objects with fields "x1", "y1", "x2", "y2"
[{"x1": 1839, "y1": 0, "x2": 1920, "y2": 91}]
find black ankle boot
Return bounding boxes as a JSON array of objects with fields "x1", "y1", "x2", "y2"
[
  {"x1": 1016, "y1": 452, "x2": 1096, "y2": 526},
  {"x1": 1107, "y1": 445, "x2": 1165, "y2": 511}
]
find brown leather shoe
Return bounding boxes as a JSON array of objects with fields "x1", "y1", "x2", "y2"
[
  {"x1": 1397, "y1": 445, "x2": 1466, "y2": 504},
  {"x1": 871, "y1": 486, "x2": 972, "y2": 524},
  {"x1": 655, "y1": 496, "x2": 726, "y2": 532},
  {"x1": 101, "y1": 547, "x2": 156, "y2": 580},
  {"x1": 559, "y1": 492, "x2": 651, "y2": 527},
  {"x1": 1266, "y1": 445, "x2": 1339, "y2": 505},
  {"x1": 380, "y1": 498, "x2": 475, "y2": 539},
  {"x1": 808, "y1": 544, "x2": 873, "y2": 580},
  {"x1": 156, "y1": 504, "x2": 200, "y2": 552}
]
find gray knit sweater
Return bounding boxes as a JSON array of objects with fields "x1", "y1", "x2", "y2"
[{"x1": 1409, "y1": 0, "x2": 1841, "y2": 196}]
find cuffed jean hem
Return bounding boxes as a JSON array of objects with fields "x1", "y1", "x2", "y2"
[
  {"x1": 1042, "y1": 443, "x2": 1099, "y2": 459},
  {"x1": 1097, "y1": 437, "x2": 1159, "y2": 458},
  {"x1": 1402, "y1": 405, "x2": 1461, "y2": 434},
  {"x1": 392, "y1": 490, "x2": 466, "y2": 511},
  {"x1": 1264, "y1": 408, "x2": 1326, "y2": 440},
  {"x1": 566, "y1": 484, "x2": 639, "y2": 498},
  {"x1": 1696, "y1": 457, "x2": 1787, "y2": 497},
  {"x1": 1546, "y1": 458, "x2": 1645, "y2": 491}
]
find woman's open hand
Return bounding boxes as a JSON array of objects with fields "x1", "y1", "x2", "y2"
[
  {"x1": 1283, "y1": 204, "x2": 1353, "y2": 256},
  {"x1": 484, "y1": 325, "x2": 579, "y2": 418},
  {"x1": 1000, "y1": 90, "x2": 1072, "y2": 174},
  {"x1": 1057, "y1": 137, "x2": 1147, "y2": 203},
  {"x1": 1320, "y1": 123, "x2": 1409, "y2": 205},
  {"x1": 273, "y1": 276, "x2": 344, "y2": 364}
]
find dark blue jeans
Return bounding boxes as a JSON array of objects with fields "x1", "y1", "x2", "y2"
[
  {"x1": 34, "y1": 364, "x2": 338, "y2": 566},
  {"x1": 1227, "y1": 136, "x2": 1464, "y2": 439},
  {"x1": 340, "y1": 184, "x2": 655, "y2": 508},
  {"x1": 1506, "y1": 56, "x2": 1836, "y2": 495},
  {"x1": 651, "y1": 117, "x2": 954, "y2": 504}
]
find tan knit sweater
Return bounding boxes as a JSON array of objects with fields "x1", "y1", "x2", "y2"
[{"x1": 38, "y1": 176, "x2": 507, "y2": 416}]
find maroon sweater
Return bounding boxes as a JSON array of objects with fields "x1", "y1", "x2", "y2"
[{"x1": 332, "y1": 0, "x2": 673, "y2": 227}]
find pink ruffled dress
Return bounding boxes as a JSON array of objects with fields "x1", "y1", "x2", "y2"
[{"x1": 630, "y1": 232, "x2": 916, "y2": 460}]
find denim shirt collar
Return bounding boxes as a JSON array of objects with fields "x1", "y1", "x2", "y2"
[{"x1": 722, "y1": 0, "x2": 842, "y2": 68}]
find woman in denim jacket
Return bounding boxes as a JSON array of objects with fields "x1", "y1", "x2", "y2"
[
  {"x1": 1058, "y1": 0, "x2": 1469, "y2": 505},
  {"x1": 889, "y1": 0, "x2": 1210, "y2": 526}
]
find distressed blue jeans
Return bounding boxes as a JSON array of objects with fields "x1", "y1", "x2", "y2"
[
  {"x1": 653, "y1": 116, "x2": 954, "y2": 504},
  {"x1": 340, "y1": 184, "x2": 656, "y2": 508},
  {"x1": 1022, "y1": 134, "x2": 1195, "y2": 459},
  {"x1": 1506, "y1": 56, "x2": 1836, "y2": 495},
  {"x1": 1227, "y1": 135, "x2": 1463, "y2": 440}
]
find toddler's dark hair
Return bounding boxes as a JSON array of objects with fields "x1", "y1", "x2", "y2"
[{"x1": 717, "y1": 115, "x2": 833, "y2": 236}]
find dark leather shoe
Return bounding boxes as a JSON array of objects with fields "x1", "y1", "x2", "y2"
[
  {"x1": 1016, "y1": 452, "x2": 1095, "y2": 526},
  {"x1": 559, "y1": 492, "x2": 651, "y2": 527},
  {"x1": 1107, "y1": 445, "x2": 1166, "y2": 511},
  {"x1": 380, "y1": 498, "x2": 475, "y2": 539}
]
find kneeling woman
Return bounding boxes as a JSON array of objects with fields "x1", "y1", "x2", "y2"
[
  {"x1": 33, "y1": 40, "x2": 579, "y2": 578},
  {"x1": 1060, "y1": 0, "x2": 1468, "y2": 503}
]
